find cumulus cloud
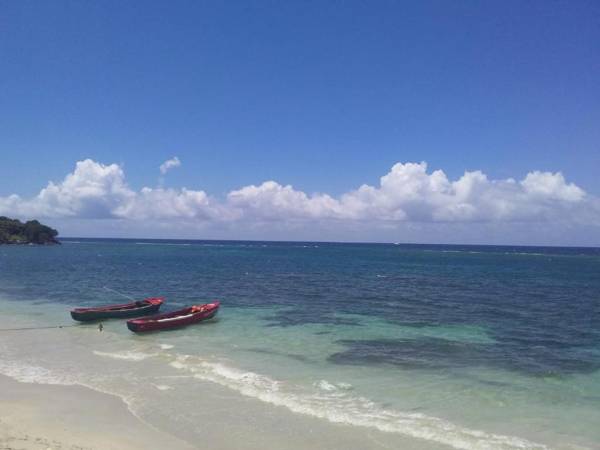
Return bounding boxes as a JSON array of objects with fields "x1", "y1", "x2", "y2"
[
  {"x1": 0, "y1": 159, "x2": 218, "y2": 222},
  {"x1": 159, "y1": 156, "x2": 181, "y2": 175},
  {"x1": 0, "y1": 160, "x2": 133, "y2": 219},
  {"x1": 1, "y1": 160, "x2": 598, "y2": 236},
  {"x1": 228, "y1": 181, "x2": 342, "y2": 220},
  {"x1": 114, "y1": 187, "x2": 226, "y2": 221},
  {"x1": 226, "y1": 162, "x2": 596, "y2": 225}
]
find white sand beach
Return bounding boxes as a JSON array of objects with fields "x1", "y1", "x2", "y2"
[
  {"x1": 0, "y1": 373, "x2": 452, "y2": 450},
  {"x1": 0, "y1": 375, "x2": 193, "y2": 450}
]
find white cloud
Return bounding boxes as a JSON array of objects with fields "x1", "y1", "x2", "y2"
[
  {"x1": 159, "y1": 156, "x2": 181, "y2": 175},
  {"x1": 1, "y1": 159, "x2": 598, "y2": 243},
  {"x1": 114, "y1": 187, "x2": 225, "y2": 221},
  {"x1": 0, "y1": 160, "x2": 133, "y2": 219},
  {"x1": 227, "y1": 181, "x2": 342, "y2": 220},
  {"x1": 521, "y1": 171, "x2": 585, "y2": 201},
  {"x1": 226, "y1": 162, "x2": 595, "y2": 225}
]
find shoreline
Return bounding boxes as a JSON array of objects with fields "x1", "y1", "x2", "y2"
[
  {"x1": 0, "y1": 295, "x2": 565, "y2": 450},
  {"x1": 0, "y1": 373, "x2": 452, "y2": 450},
  {"x1": 0, "y1": 374, "x2": 193, "y2": 450}
]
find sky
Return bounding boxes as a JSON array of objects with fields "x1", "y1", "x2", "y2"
[{"x1": 1, "y1": 1, "x2": 599, "y2": 245}]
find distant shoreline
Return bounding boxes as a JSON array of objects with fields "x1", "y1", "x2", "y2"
[{"x1": 0, "y1": 241, "x2": 60, "y2": 246}]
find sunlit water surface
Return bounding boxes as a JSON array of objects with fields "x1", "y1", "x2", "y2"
[{"x1": 0, "y1": 239, "x2": 599, "y2": 449}]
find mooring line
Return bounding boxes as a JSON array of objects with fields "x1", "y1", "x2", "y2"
[
  {"x1": 102, "y1": 286, "x2": 136, "y2": 301},
  {"x1": 0, "y1": 324, "x2": 79, "y2": 332}
]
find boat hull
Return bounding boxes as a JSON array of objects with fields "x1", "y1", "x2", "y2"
[
  {"x1": 127, "y1": 302, "x2": 219, "y2": 332},
  {"x1": 70, "y1": 298, "x2": 164, "y2": 322}
]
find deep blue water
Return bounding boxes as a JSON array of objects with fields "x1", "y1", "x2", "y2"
[{"x1": 2, "y1": 238, "x2": 599, "y2": 378}]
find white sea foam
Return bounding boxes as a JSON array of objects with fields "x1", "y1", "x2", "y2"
[
  {"x1": 168, "y1": 355, "x2": 549, "y2": 450},
  {"x1": 153, "y1": 384, "x2": 173, "y2": 391},
  {"x1": 0, "y1": 360, "x2": 76, "y2": 386},
  {"x1": 93, "y1": 350, "x2": 156, "y2": 361},
  {"x1": 159, "y1": 344, "x2": 175, "y2": 350},
  {"x1": 315, "y1": 379, "x2": 338, "y2": 391},
  {"x1": 314, "y1": 380, "x2": 353, "y2": 392}
]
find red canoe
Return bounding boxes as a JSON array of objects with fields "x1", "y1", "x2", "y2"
[{"x1": 126, "y1": 301, "x2": 220, "y2": 332}]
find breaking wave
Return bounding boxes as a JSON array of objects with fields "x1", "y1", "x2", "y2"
[
  {"x1": 0, "y1": 360, "x2": 77, "y2": 386},
  {"x1": 167, "y1": 354, "x2": 549, "y2": 450},
  {"x1": 93, "y1": 350, "x2": 156, "y2": 361},
  {"x1": 159, "y1": 344, "x2": 175, "y2": 350}
]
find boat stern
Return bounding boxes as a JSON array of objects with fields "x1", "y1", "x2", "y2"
[{"x1": 146, "y1": 297, "x2": 165, "y2": 306}]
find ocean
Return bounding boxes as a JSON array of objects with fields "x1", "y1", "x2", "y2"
[{"x1": 0, "y1": 239, "x2": 599, "y2": 449}]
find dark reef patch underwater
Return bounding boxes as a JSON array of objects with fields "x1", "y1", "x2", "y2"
[{"x1": 329, "y1": 336, "x2": 600, "y2": 377}]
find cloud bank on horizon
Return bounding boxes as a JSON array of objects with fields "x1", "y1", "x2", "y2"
[{"x1": 0, "y1": 159, "x2": 598, "y2": 243}]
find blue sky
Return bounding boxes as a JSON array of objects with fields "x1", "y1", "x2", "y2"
[{"x1": 1, "y1": 1, "x2": 599, "y2": 244}]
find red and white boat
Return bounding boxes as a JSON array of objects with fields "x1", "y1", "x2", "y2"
[{"x1": 126, "y1": 301, "x2": 220, "y2": 332}]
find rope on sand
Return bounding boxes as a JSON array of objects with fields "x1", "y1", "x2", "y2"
[{"x1": 0, "y1": 324, "x2": 79, "y2": 332}]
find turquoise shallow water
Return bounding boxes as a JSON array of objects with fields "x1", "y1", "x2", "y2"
[{"x1": 0, "y1": 239, "x2": 599, "y2": 449}]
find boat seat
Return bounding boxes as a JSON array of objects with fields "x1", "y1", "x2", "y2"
[{"x1": 156, "y1": 313, "x2": 195, "y2": 322}]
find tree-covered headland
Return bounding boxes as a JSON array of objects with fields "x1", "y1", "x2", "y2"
[{"x1": 0, "y1": 217, "x2": 59, "y2": 244}]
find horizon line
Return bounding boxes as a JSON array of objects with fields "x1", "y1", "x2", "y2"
[{"x1": 59, "y1": 236, "x2": 600, "y2": 250}]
